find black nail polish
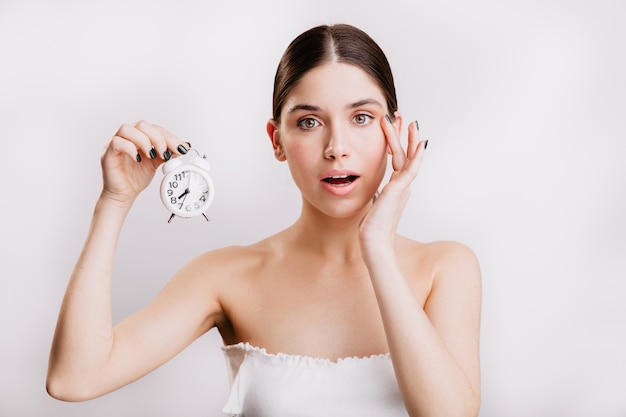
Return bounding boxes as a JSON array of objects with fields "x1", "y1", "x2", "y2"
[
  {"x1": 424, "y1": 140, "x2": 428, "y2": 150},
  {"x1": 415, "y1": 120, "x2": 420, "y2": 131},
  {"x1": 163, "y1": 149, "x2": 172, "y2": 161},
  {"x1": 186, "y1": 141, "x2": 192, "y2": 149},
  {"x1": 149, "y1": 147, "x2": 157, "y2": 159},
  {"x1": 385, "y1": 114, "x2": 392, "y2": 124},
  {"x1": 136, "y1": 152, "x2": 142, "y2": 163},
  {"x1": 177, "y1": 144, "x2": 188, "y2": 155}
]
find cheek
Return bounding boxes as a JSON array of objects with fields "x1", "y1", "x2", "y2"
[
  {"x1": 283, "y1": 140, "x2": 313, "y2": 164},
  {"x1": 374, "y1": 150, "x2": 388, "y2": 177},
  {"x1": 372, "y1": 132, "x2": 389, "y2": 174},
  {"x1": 369, "y1": 130, "x2": 389, "y2": 161},
  {"x1": 359, "y1": 140, "x2": 388, "y2": 188},
  {"x1": 283, "y1": 140, "x2": 320, "y2": 183},
  {"x1": 279, "y1": 125, "x2": 315, "y2": 157}
]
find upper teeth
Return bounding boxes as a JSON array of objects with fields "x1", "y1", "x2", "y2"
[{"x1": 329, "y1": 175, "x2": 349, "y2": 179}]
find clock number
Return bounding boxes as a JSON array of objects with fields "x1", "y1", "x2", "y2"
[
  {"x1": 174, "y1": 172, "x2": 187, "y2": 181},
  {"x1": 170, "y1": 197, "x2": 177, "y2": 204},
  {"x1": 169, "y1": 181, "x2": 178, "y2": 188},
  {"x1": 167, "y1": 189, "x2": 173, "y2": 197}
]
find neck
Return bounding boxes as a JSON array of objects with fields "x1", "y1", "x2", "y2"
[{"x1": 287, "y1": 198, "x2": 370, "y2": 263}]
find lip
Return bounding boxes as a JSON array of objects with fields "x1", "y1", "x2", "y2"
[{"x1": 319, "y1": 169, "x2": 361, "y2": 196}]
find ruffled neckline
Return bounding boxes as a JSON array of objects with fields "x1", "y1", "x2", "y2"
[{"x1": 222, "y1": 342, "x2": 391, "y2": 366}]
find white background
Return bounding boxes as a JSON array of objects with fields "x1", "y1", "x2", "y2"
[{"x1": 1, "y1": 1, "x2": 625, "y2": 416}]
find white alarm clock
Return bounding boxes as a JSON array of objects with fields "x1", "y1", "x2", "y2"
[{"x1": 160, "y1": 150, "x2": 215, "y2": 223}]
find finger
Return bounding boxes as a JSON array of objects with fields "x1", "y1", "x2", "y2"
[
  {"x1": 390, "y1": 121, "x2": 426, "y2": 186},
  {"x1": 154, "y1": 124, "x2": 189, "y2": 156},
  {"x1": 109, "y1": 134, "x2": 142, "y2": 162},
  {"x1": 407, "y1": 120, "x2": 421, "y2": 159},
  {"x1": 404, "y1": 129, "x2": 427, "y2": 179},
  {"x1": 382, "y1": 114, "x2": 405, "y2": 171},
  {"x1": 115, "y1": 123, "x2": 153, "y2": 161},
  {"x1": 408, "y1": 142, "x2": 426, "y2": 176},
  {"x1": 134, "y1": 120, "x2": 173, "y2": 160}
]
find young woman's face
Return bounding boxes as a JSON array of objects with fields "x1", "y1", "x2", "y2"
[{"x1": 268, "y1": 62, "x2": 399, "y2": 219}]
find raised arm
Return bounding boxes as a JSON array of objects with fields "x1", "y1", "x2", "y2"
[
  {"x1": 359, "y1": 115, "x2": 481, "y2": 417},
  {"x1": 46, "y1": 122, "x2": 222, "y2": 401}
]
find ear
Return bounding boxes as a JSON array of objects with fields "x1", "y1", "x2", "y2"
[{"x1": 266, "y1": 118, "x2": 286, "y2": 161}]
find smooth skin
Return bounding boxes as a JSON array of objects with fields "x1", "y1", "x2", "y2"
[{"x1": 47, "y1": 63, "x2": 481, "y2": 417}]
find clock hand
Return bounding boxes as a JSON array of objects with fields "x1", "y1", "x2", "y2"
[
  {"x1": 176, "y1": 172, "x2": 193, "y2": 209},
  {"x1": 178, "y1": 191, "x2": 188, "y2": 209},
  {"x1": 177, "y1": 188, "x2": 190, "y2": 199},
  {"x1": 176, "y1": 170, "x2": 193, "y2": 199}
]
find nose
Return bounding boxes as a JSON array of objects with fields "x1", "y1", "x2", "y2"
[{"x1": 323, "y1": 124, "x2": 350, "y2": 160}]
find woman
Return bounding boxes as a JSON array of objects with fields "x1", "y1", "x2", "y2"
[{"x1": 47, "y1": 24, "x2": 481, "y2": 416}]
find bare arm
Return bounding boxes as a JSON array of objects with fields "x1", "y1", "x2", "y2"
[
  {"x1": 364, "y1": 241, "x2": 481, "y2": 417},
  {"x1": 359, "y1": 116, "x2": 481, "y2": 417},
  {"x1": 46, "y1": 122, "x2": 221, "y2": 401}
]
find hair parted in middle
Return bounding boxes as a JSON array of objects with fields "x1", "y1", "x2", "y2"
[{"x1": 271, "y1": 24, "x2": 398, "y2": 124}]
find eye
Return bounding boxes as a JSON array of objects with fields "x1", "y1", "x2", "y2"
[
  {"x1": 297, "y1": 117, "x2": 320, "y2": 130},
  {"x1": 353, "y1": 113, "x2": 373, "y2": 126}
]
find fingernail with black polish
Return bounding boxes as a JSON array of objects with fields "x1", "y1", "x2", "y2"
[
  {"x1": 415, "y1": 120, "x2": 420, "y2": 131},
  {"x1": 163, "y1": 149, "x2": 172, "y2": 160},
  {"x1": 177, "y1": 144, "x2": 188, "y2": 155},
  {"x1": 186, "y1": 141, "x2": 192, "y2": 148},
  {"x1": 136, "y1": 152, "x2": 142, "y2": 163},
  {"x1": 385, "y1": 114, "x2": 392, "y2": 124},
  {"x1": 149, "y1": 147, "x2": 157, "y2": 159},
  {"x1": 424, "y1": 140, "x2": 429, "y2": 150}
]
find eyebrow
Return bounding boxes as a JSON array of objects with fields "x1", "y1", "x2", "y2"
[
  {"x1": 347, "y1": 98, "x2": 383, "y2": 109},
  {"x1": 286, "y1": 98, "x2": 383, "y2": 114},
  {"x1": 287, "y1": 104, "x2": 320, "y2": 114}
]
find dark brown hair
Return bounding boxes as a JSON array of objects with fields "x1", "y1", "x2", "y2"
[{"x1": 272, "y1": 24, "x2": 398, "y2": 123}]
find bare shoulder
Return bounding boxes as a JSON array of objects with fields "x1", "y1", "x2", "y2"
[
  {"x1": 396, "y1": 237, "x2": 481, "y2": 301},
  {"x1": 429, "y1": 241, "x2": 481, "y2": 292},
  {"x1": 429, "y1": 240, "x2": 480, "y2": 277},
  {"x1": 179, "y1": 242, "x2": 270, "y2": 282},
  {"x1": 397, "y1": 237, "x2": 480, "y2": 275},
  {"x1": 177, "y1": 234, "x2": 280, "y2": 288}
]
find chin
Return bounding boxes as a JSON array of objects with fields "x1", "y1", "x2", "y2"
[{"x1": 312, "y1": 198, "x2": 371, "y2": 220}]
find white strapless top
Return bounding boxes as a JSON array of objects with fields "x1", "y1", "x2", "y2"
[{"x1": 221, "y1": 342, "x2": 409, "y2": 417}]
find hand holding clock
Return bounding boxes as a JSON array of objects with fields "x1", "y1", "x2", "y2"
[{"x1": 100, "y1": 121, "x2": 189, "y2": 207}]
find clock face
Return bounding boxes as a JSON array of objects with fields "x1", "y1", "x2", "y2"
[{"x1": 161, "y1": 165, "x2": 214, "y2": 217}]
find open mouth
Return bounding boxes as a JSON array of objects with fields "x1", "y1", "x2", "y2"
[{"x1": 322, "y1": 175, "x2": 359, "y2": 186}]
